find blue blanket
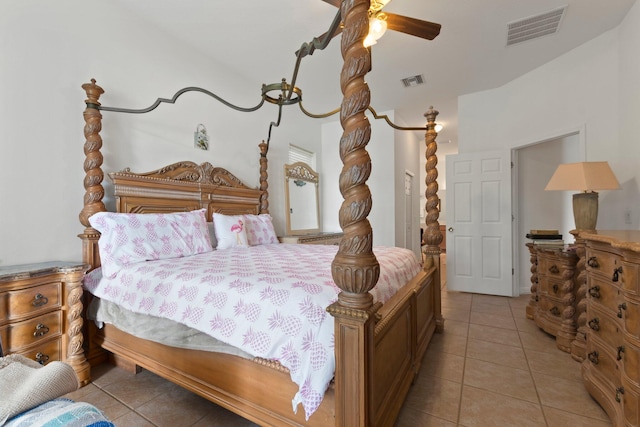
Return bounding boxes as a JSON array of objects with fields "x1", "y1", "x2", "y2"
[{"x1": 4, "y1": 398, "x2": 114, "y2": 427}]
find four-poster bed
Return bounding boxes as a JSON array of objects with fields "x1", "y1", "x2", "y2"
[{"x1": 75, "y1": 1, "x2": 444, "y2": 425}]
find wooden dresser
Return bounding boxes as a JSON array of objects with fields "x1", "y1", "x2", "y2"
[
  {"x1": 580, "y1": 230, "x2": 640, "y2": 427},
  {"x1": 526, "y1": 243, "x2": 579, "y2": 353},
  {"x1": 0, "y1": 261, "x2": 90, "y2": 385},
  {"x1": 279, "y1": 232, "x2": 343, "y2": 245}
]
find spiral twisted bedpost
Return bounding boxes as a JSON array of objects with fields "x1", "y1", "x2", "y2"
[
  {"x1": 258, "y1": 141, "x2": 269, "y2": 214},
  {"x1": 422, "y1": 106, "x2": 443, "y2": 257},
  {"x1": 326, "y1": 1, "x2": 378, "y2": 425},
  {"x1": 79, "y1": 79, "x2": 106, "y2": 271},
  {"x1": 330, "y1": 0, "x2": 379, "y2": 310},
  {"x1": 422, "y1": 106, "x2": 444, "y2": 332}
]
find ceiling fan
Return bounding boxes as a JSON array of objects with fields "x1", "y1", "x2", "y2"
[{"x1": 320, "y1": 0, "x2": 441, "y2": 46}]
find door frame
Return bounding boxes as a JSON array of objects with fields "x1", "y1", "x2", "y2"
[{"x1": 510, "y1": 124, "x2": 587, "y2": 295}]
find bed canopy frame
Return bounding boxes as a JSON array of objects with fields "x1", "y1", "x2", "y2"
[{"x1": 78, "y1": 1, "x2": 444, "y2": 425}]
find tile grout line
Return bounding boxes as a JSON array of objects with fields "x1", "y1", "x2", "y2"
[{"x1": 511, "y1": 300, "x2": 550, "y2": 426}]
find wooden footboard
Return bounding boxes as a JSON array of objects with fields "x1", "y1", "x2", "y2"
[
  {"x1": 89, "y1": 264, "x2": 437, "y2": 427},
  {"x1": 96, "y1": 324, "x2": 335, "y2": 426}
]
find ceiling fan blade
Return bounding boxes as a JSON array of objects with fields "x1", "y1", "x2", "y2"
[
  {"x1": 385, "y1": 13, "x2": 441, "y2": 40},
  {"x1": 321, "y1": 0, "x2": 341, "y2": 7}
]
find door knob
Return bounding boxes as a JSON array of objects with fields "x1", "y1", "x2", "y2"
[{"x1": 448, "y1": 227, "x2": 453, "y2": 232}]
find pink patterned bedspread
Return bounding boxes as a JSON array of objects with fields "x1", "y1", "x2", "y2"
[{"x1": 83, "y1": 243, "x2": 421, "y2": 419}]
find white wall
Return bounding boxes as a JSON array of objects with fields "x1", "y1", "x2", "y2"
[
  {"x1": 393, "y1": 117, "x2": 421, "y2": 257},
  {"x1": 0, "y1": 0, "x2": 321, "y2": 266},
  {"x1": 456, "y1": 1, "x2": 640, "y2": 294},
  {"x1": 322, "y1": 111, "x2": 414, "y2": 248},
  {"x1": 458, "y1": 15, "x2": 640, "y2": 230}
]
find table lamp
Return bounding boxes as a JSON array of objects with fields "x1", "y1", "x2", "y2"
[{"x1": 544, "y1": 161, "x2": 620, "y2": 230}]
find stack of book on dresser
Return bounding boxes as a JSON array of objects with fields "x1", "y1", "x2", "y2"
[{"x1": 526, "y1": 229, "x2": 564, "y2": 247}]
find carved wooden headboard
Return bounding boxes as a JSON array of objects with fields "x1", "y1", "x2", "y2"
[{"x1": 109, "y1": 161, "x2": 264, "y2": 220}]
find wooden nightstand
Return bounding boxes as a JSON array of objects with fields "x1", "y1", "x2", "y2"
[
  {"x1": 279, "y1": 232, "x2": 344, "y2": 245},
  {"x1": 526, "y1": 243, "x2": 579, "y2": 354},
  {"x1": 0, "y1": 261, "x2": 90, "y2": 385}
]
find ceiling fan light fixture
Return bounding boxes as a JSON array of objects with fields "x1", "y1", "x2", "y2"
[{"x1": 364, "y1": 15, "x2": 388, "y2": 47}]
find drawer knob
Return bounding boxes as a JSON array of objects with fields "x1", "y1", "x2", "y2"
[
  {"x1": 588, "y1": 318, "x2": 600, "y2": 331},
  {"x1": 616, "y1": 387, "x2": 625, "y2": 403},
  {"x1": 588, "y1": 285, "x2": 601, "y2": 299},
  {"x1": 587, "y1": 256, "x2": 599, "y2": 268},
  {"x1": 617, "y1": 302, "x2": 627, "y2": 318},
  {"x1": 35, "y1": 352, "x2": 49, "y2": 365},
  {"x1": 587, "y1": 351, "x2": 599, "y2": 365},
  {"x1": 612, "y1": 266, "x2": 623, "y2": 282},
  {"x1": 32, "y1": 293, "x2": 49, "y2": 307},
  {"x1": 549, "y1": 265, "x2": 560, "y2": 274},
  {"x1": 552, "y1": 284, "x2": 559, "y2": 293},
  {"x1": 33, "y1": 323, "x2": 50, "y2": 337},
  {"x1": 617, "y1": 345, "x2": 625, "y2": 361}
]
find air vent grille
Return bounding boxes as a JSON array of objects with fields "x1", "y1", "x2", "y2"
[
  {"x1": 401, "y1": 74, "x2": 424, "y2": 88},
  {"x1": 507, "y1": 6, "x2": 566, "y2": 46}
]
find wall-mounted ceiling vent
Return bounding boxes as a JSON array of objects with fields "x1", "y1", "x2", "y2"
[
  {"x1": 506, "y1": 5, "x2": 567, "y2": 46},
  {"x1": 401, "y1": 74, "x2": 424, "y2": 88}
]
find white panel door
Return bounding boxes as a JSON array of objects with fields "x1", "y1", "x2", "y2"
[{"x1": 445, "y1": 150, "x2": 514, "y2": 296}]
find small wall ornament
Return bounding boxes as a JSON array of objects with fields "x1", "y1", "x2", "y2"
[{"x1": 194, "y1": 123, "x2": 209, "y2": 150}]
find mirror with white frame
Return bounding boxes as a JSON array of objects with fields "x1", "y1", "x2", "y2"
[{"x1": 284, "y1": 162, "x2": 320, "y2": 235}]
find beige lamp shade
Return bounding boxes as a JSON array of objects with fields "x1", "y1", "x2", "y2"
[
  {"x1": 544, "y1": 161, "x2": 620, "y2": 192},
  {"x1": 544, "y1": 161, "x2": 620, "y2": 230}
]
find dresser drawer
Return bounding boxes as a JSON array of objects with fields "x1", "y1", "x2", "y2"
[
  {"x1": 623, "y1": 378, "x2": 639, "y2": 427},
  {"x1": 588, "y1": 275, "x2": 624, "y2": 318},
  {"x1": 621, "y1": 260, "x2": 640, "y2": 296},
  {"x1": 0, "y1": 281, "x2": 61, "y2": 321},
  {"x1": 587, "y1": 305, "x2": 624, "y2": 350},
  {"x1": 586, "y1": 339, "x2": 623, "y2": 390},
  {"x1": 14, "y1": 338, "x2": 61, "y2": 366},
  {"x1": 623, "y1": 298, "x2": 640, "y2": 341},
  {"x1": 587, "y1": 247, "x2": 623, "y2": 281},
  {"x1": 623, "y1": 340, "x2": 640, "y2": 389},
  {"x1": 0, "y1": 310, "x2": 62, "y2": 351}
]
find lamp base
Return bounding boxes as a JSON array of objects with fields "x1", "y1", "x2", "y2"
[{"x1": 573, "y1": 192, "x2": 598, "y2": 230}]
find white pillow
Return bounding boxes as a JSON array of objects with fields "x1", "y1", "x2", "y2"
[
  {"x1": 212, "y1": 213, "x2": 249, "y2": 249},
  {"x1": 244, "y1": 214, "x2": 279, "y2": 246},
  {"x1": 89, "y1": 209, "x2": 212, "y2": 278}
]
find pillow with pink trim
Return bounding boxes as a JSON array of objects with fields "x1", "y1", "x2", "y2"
[
  {"x1": 212, "y1": 213, "x2": 249, "y2": 249},
  {"x1": 89, "y1": 209, "x2": 212, "y2": 278},
  {"x1": 243, "y1": 214, "x2": 279, "y2": 246}
]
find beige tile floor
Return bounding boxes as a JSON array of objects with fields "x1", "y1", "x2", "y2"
[{"x1": 65, "y1": 288, "x2": 612, "y2": 426}]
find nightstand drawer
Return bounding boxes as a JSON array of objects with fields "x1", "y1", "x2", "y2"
[
  {"x1": 543, "y1": 278, "x2": 564, "y2": 297},
  {"x1": 538, "y1": 295, "x2": 563, "y2": 318},
  {"x1": 538, "y1": 256, "x2": 563, "y2": 279},
  {"x1": 0, "y1": 310, "x2": 62, "y2": 351},
  {"x1": 0, "y1": 281, "x2": 61, "y2": 321},
  {"x1": 14, "y1": 338, "x2": 61, "y2": 366}
]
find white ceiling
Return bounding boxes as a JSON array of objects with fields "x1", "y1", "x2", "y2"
[{"x1": 113, "y1": 0, "x2": 635, "y2": 148}]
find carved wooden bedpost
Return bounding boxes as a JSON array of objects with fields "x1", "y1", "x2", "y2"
[
  {"x1": 258, "y1": 141, "x2": 269, "y2": 214},
  {"x1": 80, "y1": 79, "x2": 108, "y2": 368},
  {"x1": 80, "y1": 79, "x2": 106, "y2": 270},
  {"x1": 422, "y1": 106, "x2": 444, "y2": 332},
  {"x1": 327, "y1": 0, "x2": 379, "y2": 425}
]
